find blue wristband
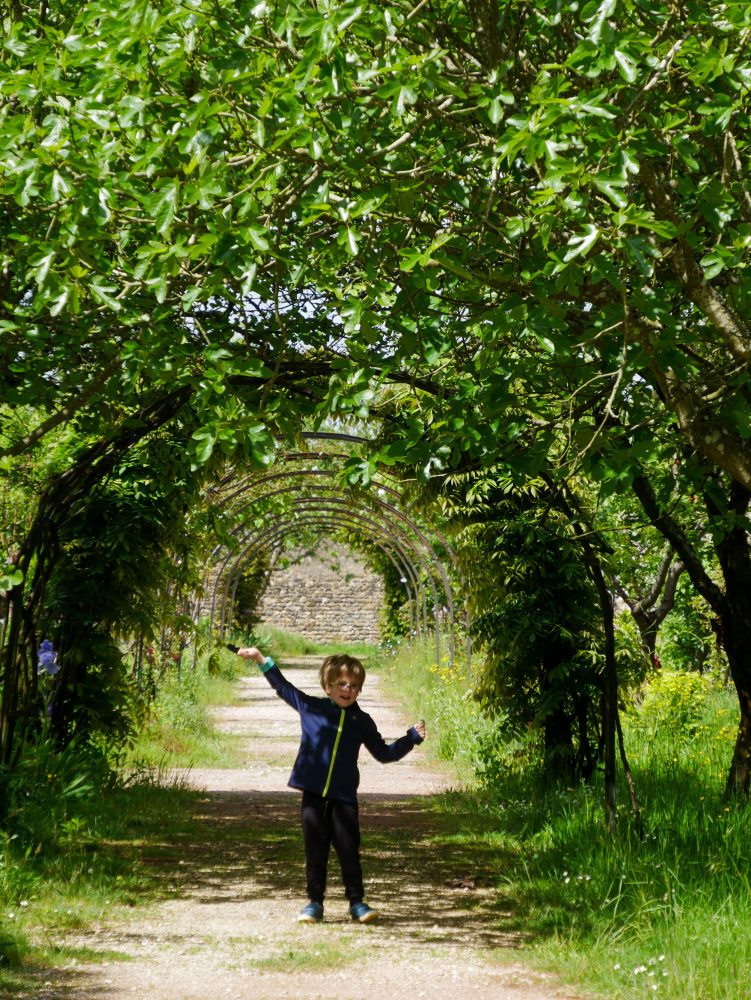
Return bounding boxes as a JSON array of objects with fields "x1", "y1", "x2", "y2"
[{"x1": 260, "y1": 655, "x2": 276, "y2": 673}]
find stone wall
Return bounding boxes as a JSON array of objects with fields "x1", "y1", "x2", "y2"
[{"x1": 255, "y1": 546, "x2": 384, "y2": 645}]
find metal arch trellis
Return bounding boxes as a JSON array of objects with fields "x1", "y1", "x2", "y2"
[
  {"x1": 208, "y1": 516, "x2": 447, "y2": 666},
  {"x1": 212, "y1": 498, "x2": 432, "y2": 644},
  {"x1": 207, "y1": 484, "x2": 430, "y2": 633},
  {"x1": 206, "y1": 468, "x2": 407, "y2": 565},
  {"x1": 270, "y1": 496, "x2": 441, "y2": 637},
  {"x1": 216, "y1": 514, "x2": 437, "y2": 660},
  {"x1": 233, "y1": 469, "x2": 453, "y2": 594},
  {"x1": 219, "y1": 513, "x2": 437, "y2": 656},
  {"x1": 210, "y1": 486, "x2": 444, "y2": 655},
  {"x1": 221, "y1": 477, "x2": 449, "y2": 624},
  {"x1": 222, "y1": 517, "x2": 422, "y2": 637},
  {"x1": 285, "y1": 433, "x2": 467, "y2": 665},
  {"x1": 215, "y1": 429, "x2": 462, "y2": 571},
  {"x1": 209, "y1": 470, "x2": 457, "y2": 663},
  {"x1": 202, "y1": 431, "x2": 468, "y2": 667},
  {"x1": 220, "y1": 501, "x2": 430, "y2": 641},
  {"x1": 213, "y1": 497, "x2": 429, "y2": 638},
  {"x1": 300, "y1": 431, "x2": 465, "y2": 581}
]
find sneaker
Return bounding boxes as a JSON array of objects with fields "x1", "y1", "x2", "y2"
[
  {"x1": 350, "y1": 902, "x2": 378, "y2": 923},
  {"x1": 298, "y1": 902, "x2": 324, "y2": 923}
]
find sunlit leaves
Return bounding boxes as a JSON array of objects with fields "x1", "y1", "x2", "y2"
[
  {"x1": 337, "y1": 226, "x2": 360, "y2": 256},
  {"x1": 564, "y1": 224, "x2": 600, "y2": 261},
  {"x1": 593, "y1": 174, "x2": 628, "y2": 208},
  {"x1": 3, "y1": 0, "x2": 751, "y2": 492},
  {"x1": 584, "y1": 0, "x2": 619, "y2": 45},
  {"x1": 0, "y1": 565, "x2": 24, "y2": 596}
]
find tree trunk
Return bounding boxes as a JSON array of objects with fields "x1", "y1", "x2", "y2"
[
  {"x1": 624, "y1": 554, "x2": 685, "y2": 666},
  {"x1": 616, "y1": 706, "x2": 641, "y2": 825},
  {"x1": 713, "y1": 482, "x2": 751, "y2": 798},
  {"x1": 596, "y1": 569, "x2": 618, "y2": 833},
  {"x1": 545, "y1": 482, "x2": 620, "y2": 827},
  {"x1": 543, "y1": 702, "x2": 575, "y2": 781},
  {"x1": 725, "y1": 689, "x2": 751, "y2": 799},
  {"x1": 632, "y1": 471, "x2": 751, "y2": 799},
  {"x1": 0, "y1": 586, "x2": 23, "y2": 766}
]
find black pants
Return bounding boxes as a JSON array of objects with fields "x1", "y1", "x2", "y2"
[{"x1": 301, "y1": 789, "x2": 364, "y2": 905}]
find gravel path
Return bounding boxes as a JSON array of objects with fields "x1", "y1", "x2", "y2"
[{"x1": 29, "y1": 658, "x2": 585, "y2": 1000}]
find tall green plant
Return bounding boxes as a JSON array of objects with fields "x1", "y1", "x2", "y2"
[
  {"x1": 429, "y1": 473, "x2": 605, "y2": 782},
  {"x1": 32, "y1": 431, "x2": 211, "y2": 749},
  {"x1": 231, "y1": 551, "x2": 272, "y2": 635}
]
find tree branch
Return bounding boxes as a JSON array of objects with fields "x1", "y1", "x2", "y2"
[
  {"x1": 722, "y1": 130, "x2": 751, "y2": 224},
  {"x1": 642, "y1": 354, "x2": 751, "y2": 492},
  {"x1": 630, "y1": 472, "x2": 726, "y2": 616},
  {"x1": 639, "y1": 161, "x2": 751, "y2": 363}
]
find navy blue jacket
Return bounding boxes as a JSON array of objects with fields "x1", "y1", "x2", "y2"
[{"x1": 259, "y1": 659, "x2": 423, "y2": 804}]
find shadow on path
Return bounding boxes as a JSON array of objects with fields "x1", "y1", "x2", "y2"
[{"x1": 128, "y1": 787, "x2": 523, "y2": 950}]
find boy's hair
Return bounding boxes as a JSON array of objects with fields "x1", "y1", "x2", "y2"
[{"x1": 319, "y1": 654, "x2": 366, "y2": 691}]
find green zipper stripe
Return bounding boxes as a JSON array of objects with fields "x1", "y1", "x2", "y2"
[{"x1": 322, "y1": 709, "x2": 345, "y2": 798}]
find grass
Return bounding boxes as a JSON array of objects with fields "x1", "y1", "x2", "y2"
[
  {"x1": 245, "y1": 937, "x2": 365, "y2": 972},
  {"x1": 0, "y1": 628, "x2": 382, "y2": 990},
  {"x1": 0, "y1": 643, "x2": 253, "y2": 990},
  {"x1": 128, "y1": 727, "x2": 245, "y2": 770},
  {"x1": 382, "y1": 638, "x2": 751, "y2": 1000},
  {"x1": 126, "y1": 649, "x2": 248, "y2": 769},
  {"x1": 127, "y1": 630, "x2": 381, "y2": 771}
]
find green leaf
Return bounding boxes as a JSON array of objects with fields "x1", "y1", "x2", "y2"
[
  {"x1": 181, "y1": 285, "x2": 203, "y2": 311},
  {"x1": 613, "y1": 48, "x2": 638, "y2": 83},
  {"x1": 190, "y1": 426, "x2": 216, "y2": 466},
  {"x1": 246, "y1": 225, "x2": 270, "y2": 252},
  {"x1": 343, "y1": 456, "x2": 375, "y2": 487},
  {"x1": 240, "y1": 263, "x2": 257, "y2": 295},
  {"x1": 700, "y1": 251, "x2": 725, "y2": 280},
  {"x1": 30, "y1": 251, "x2": 56, "y2": 285},
  {"x1": 0, "y1": 566, "x2": 24, "y2": 595},
  {"x1": 203, "y1": 347, "x2": 233, "y2": 364},
  {"x1": 51, "y1": 170, "x2": 72, "y2": 201},
  {"x1": 570, "y1": 97, "x2": 616, "y2": 119},
  {"x1": 584, "y1": 0, "x2": 618, "y2": 44},
  {"x1": 488, "y1": 97, "x2": 507, "y2": 124},
  {"x1": 393, "y1": 85, "x2": 418, "y2": 117},
  {"x1": 563, "y1": 224, "x2": 600, "y2": 261},
  {"x1": 338, "y1": 226, "x2": 360, "y2": 256},
  {"x1": 244, "y1": 422, "x2": 276, "y2": 465},
  {"x1": 624, "y1": 235, "x2": 656, "y2": 276},
  {"x1": 49, "y1": 287, "x2": 70, "y2": 317},
  {"x1": 151, "y1": 181, "x2": 179, "y2": 237},
  {"x1": 593, "y1": 174, "x2": 628, "y2": 208},
  {"x1": 90, "y1": 280, "x2": 122, "y2": 311}
]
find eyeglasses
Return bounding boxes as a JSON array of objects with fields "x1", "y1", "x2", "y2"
[{"x1": 335, "y1": 681, "x2": 361, "y2": 692}]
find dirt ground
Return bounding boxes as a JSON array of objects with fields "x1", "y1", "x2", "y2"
[{"x1": 24, "y1": 658, "x2": 585, "y2": 1000}]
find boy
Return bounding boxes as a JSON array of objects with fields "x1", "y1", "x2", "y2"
[{"x1": 235, "y1": 646, "x2": 426, "y2": 923}]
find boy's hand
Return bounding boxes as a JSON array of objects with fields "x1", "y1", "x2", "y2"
[
  {"x1": 237, "y1": 646, "x2": 265, "y2": 664},
  {"x1": 414, "y1": 720, "x2": 426, "y2": 740}
]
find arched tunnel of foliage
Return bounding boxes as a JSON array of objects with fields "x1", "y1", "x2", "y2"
[{"x1": 2, "y1": 0, "x2": 751, "y2": 828}]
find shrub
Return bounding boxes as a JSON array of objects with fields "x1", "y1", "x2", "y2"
[
  {"x1": 627, "y1": 669, "x2": 713, "y2": 748},
  {"x1": 0, "y1": 733, "x2": 114, "y2": 851},
  {"x1": 381, "y1": 639, "x2": 506, "y2": 783}
]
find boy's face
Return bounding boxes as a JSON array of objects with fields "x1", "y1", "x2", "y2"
[{"x1": 326, "y1": 670, "x2": 362, "y2": 708}]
